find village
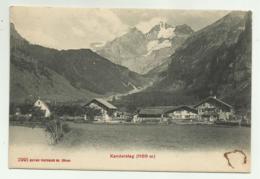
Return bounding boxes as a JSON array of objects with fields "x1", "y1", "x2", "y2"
[{"x1": 10, "y1": 96, "x2": 251, "y2": 127}]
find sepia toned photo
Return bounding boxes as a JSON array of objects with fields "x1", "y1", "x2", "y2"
[{"x1": 9, "y1": 6, "x2": 251, "y2": 172}]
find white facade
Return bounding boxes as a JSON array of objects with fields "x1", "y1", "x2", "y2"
[
  {"x1": 167, "y1": 109, "x2": 197, "y2": 120},
  {"x1": 34, "y1": 99, "x2": 51, "y2": 118},
  {"x1": 196, "y1": 102, "x2": 232, "y2": 121}
]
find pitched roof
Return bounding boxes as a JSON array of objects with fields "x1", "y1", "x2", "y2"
[
  {"x1": 85, "y1": 98, "x2": 117, "y2": 109},
  {"x1": 194, "y1": 96, "x2": 232, "y2": 109},
  {"x1": 138, "y1": 105, "x2": 199, "y2": 116},
  {"x1": 138, "y1": 108, "x2": 166, "y2": 115},
  {"x1": 138, "y1": 106, "x2": 179, "y2": 115},
  {"x1": 165, "y1": 105, "x2": 198, "y2": 114}
]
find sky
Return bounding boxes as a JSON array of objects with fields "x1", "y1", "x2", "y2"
[{"x1": 10, "y1": 7, "x2": 229, "y2": 50}]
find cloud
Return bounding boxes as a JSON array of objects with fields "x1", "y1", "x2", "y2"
[
  {"x1": 136, "y1": 17, "x2": 167, "y2": 33},
  {"x1": 10, "y1": 7, "x2": 129, "y2": 50},
  {"x1": 112, "y1": 9, "x2": 229, "y2": 31},
  {"x1": 10, "y1": 7, "x2": 229, "y2": 50}
]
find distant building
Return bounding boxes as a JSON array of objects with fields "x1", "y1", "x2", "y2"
[
  {"x1": 115, "y1": 111, "x2": 132, "y2": 121},
  {"x1": 136, "y1": 107, "x2": 170, "y2": 123},
  {"x1": 165, "y1": 105, "x2": 198, "y2": 120},
  {"x1": 194, "y1": 96, "x2": 233, "y2": 121},
  {"x1": 34, "y1": 99, "x2": 51, "y2": 118},
  {"x1": 84, "y1": 98, "x2": 117, "y2": 121}
]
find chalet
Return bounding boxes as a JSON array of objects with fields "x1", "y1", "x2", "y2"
[
  {"x1": 194, "y1": 96, "x2": 233, "y2": 122},
  {"x1": 165, "y1": 105, "x2": 198, "y2": 120},
  {"x1": 34, "y1": 99, "x2": 51, "y2": 118},
  {"x1": 84, "y1": 98, "x2": 117, "y2": 121}
]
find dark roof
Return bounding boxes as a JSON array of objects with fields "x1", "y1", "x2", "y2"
[
  {"x1": 165, "y1": 105, "x2": 198, "y2": 114},
  {"x1": 138, "y1": 106, "x2": 192, "y2": 115},
  {"x1": 194, "y1": 96, "x2": 232, "y2": 109},
  {"x1": 85, "y1": 98, "x2": 117, "y2": 110},
  {"x1": 138, "y1": 108, "x2": 166, "y2": 115}
]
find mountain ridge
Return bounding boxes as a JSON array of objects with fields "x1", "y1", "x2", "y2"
[
  {"x1": 96, "y1": 22, "x2": 194, "y2": 74},
  {"x1": 117, "y1": 11, "x2": 251, "y2": 112},
  {"x1": 10, "y1": 23, "x2": 148, "y2": 103}
]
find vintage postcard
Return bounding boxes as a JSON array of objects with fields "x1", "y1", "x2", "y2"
[{"x1": 9, "y1": 6, "x2": 251, "y2": 172}]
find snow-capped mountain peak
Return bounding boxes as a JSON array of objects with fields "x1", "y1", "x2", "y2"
[
  {"x1": 97, "y1": 22, "x2": 194, "y2": 74},
  {"x1": 145, "y1": 39, "x2": 172, "y2": 56}
]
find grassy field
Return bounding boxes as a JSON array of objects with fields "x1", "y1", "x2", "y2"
[{"x1": 9, "y1": 123, "x2": 250, "y2": 152}]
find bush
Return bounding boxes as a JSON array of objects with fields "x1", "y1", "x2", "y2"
[
  {"x1": 44, "y1": 119, "x2": 71, "y2": 145},
  {"x1": 31, "y1": 107, "x2": 45, "y2": 120},
  {"x1": 62, "y1": 123, "x2": 71, "y2": 133},
  {"x1": 54, "y1": 105, "x2": 85, "y2": 116}
]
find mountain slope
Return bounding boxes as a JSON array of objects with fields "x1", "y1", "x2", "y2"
[
  {"x1": 10, "y1": 24, "x2": 148, "y2": 103},
  {"x1": 118, "y1": 11, "x2": 251, "y2": 112},
  {"x1": 97, "y1": 22, "x2": 194, "y2": 74},
  {"x1": 161, "y1": 12, "x2": 251, "y2": 102},
  {"x1": 10, "y1": 52, "x2": 99, "y2": 103}
]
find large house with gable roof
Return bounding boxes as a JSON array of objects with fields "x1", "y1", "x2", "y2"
[
  {"x1": 194, "y1": 96, "x2": 233, "y2": 121},
  {"x1": 84, "y1": 98, "x2": 117, "y2": 121}
]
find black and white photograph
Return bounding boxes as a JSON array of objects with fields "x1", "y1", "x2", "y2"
[{"x1": 8, "y1": 6, "x2": 251, "y2": 172}]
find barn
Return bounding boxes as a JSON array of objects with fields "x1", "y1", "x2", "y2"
[
  {"x1": 194, "y1": 96, "x2": 233, "y2": 121},
  {"x1": 84, "y1": 98, "x2": 117, "y2": 121},
  {"x1": 135, "y1": 106, "x2": 175, "y2": 123}
]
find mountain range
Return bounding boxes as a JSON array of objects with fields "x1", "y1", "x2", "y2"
[
  {"x1": 10, "y1": 10, "x2": 252, "y2": 113},
  {"x1": 96, "y1": 22, "x2": 194, "y2": 74},
  {"x1": 10, "y1": 24, "x2": 148, "y2": 103},
  {"x1": 117, "y1": 11, "x2": 251, "y2": 112}
]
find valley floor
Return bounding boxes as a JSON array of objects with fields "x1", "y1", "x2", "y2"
[
  {"x1": 9, "y1": 123, "x2": 250, "y2": 151},
  {"x1": 9, "y1": 124, "x2": 250, "y2": 172}
]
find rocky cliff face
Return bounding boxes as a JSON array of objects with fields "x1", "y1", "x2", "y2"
[{"x1": 97, "y1": 22, "x2": 193, "y2": 74}]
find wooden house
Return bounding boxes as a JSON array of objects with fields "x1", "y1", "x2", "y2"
[
  {"x1": 137, "y1": 108, "x2": 165, "y2": 123},
  {"x1": 34, "y1": 99, "x2": 51, "y2": 118},
  {"x1": 136, "y1": 106, "x2": 174, "y2": 123},
  {"x1": 165, "y1": 105, "x2": 198, "y2": 120},
  {"x1": 84, "y1": 98, "x2": 117, "y2": 121},
  {"x1": 194, "y1": 96, "x2": 233, "y2": 122}
]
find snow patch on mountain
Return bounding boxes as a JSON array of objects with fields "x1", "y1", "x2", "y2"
[
  {"x1": 157, "y1": 22, "x2": 176, "y2": 39},
  {"x1": 145, "y1": 40, "x2": 172, "y2": 56},
  {"x1": 96, "y1": 21, "x2": 194, "y2": 74}
]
